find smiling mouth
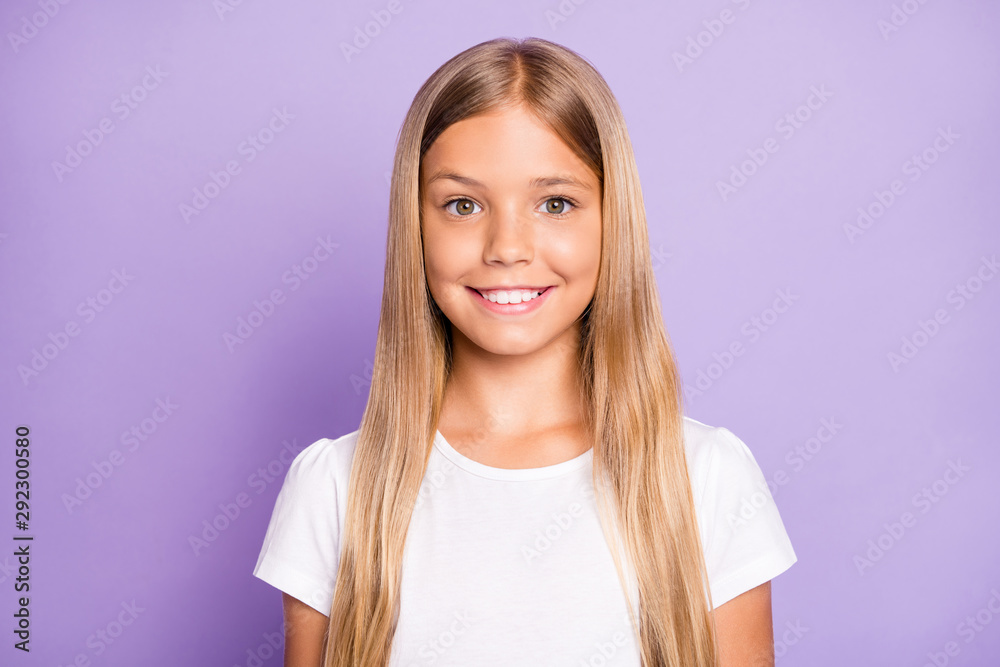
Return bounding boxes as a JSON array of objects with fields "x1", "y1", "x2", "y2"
[{"x1": 470, "y1": 286, "x2": 551, "y2": 304}]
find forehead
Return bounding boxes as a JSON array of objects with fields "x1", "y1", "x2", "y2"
[{"x1": 420, "y1": 106, "x2": 597, "y2": 190}]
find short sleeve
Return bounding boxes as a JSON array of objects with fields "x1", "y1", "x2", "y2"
[
  {"x1": 693, "y1": 426, "x2": 797, "y2": 609},
  {"x1": 252, "y1": 438, "x2": 343, "y2": 616}
]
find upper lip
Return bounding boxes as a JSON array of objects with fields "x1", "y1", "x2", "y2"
[{"x1": 470, "y1": 285, "x2": 551, "y2": 292}]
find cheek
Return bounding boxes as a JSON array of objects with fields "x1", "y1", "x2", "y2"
[
  {"x1": 425, "y1": 230, "x2": 469, "y2": 281},
  {"x1": 546, "y1": 223, "x2": 602, "y2": 283},
  {"x1": 422, "y1": 229, "x2": 476, "y2": 311}
]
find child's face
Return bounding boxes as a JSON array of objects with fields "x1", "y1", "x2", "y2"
[{"x1": 420, "y1": 104, "x2": 602, "y2": 358}]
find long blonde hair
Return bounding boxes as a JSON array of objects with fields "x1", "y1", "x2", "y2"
[{"x1": 324, "y1": 37, "x2": 718, "y2": 666}]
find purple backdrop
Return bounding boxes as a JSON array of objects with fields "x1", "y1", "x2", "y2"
[{"x1": 2, "y1": 0, "x2": 998, "y2": 665}]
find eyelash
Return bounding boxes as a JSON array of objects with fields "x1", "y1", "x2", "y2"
[{"x1": 442, "y1": 195, "x2": 580, "y2": 219}]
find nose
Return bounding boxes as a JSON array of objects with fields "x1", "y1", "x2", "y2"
[{"x1": 483, "y1": 204, "x2": 533, "y2": 266}]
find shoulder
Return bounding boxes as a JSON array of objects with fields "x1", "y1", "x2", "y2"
[
  {"x1": 254, "y1": 429, "x2": 362, "y2": 616},
  {"x1": 680, "y1": 415, "x2": 797, "y2": 608},
  {"x1": 681, "y1": 415, "x2": 762, "y2": 504},
  {"x1": 681, "y1": 415, "x2": 751, "y2": 472},
  {"x1": 282, "y1": 429, "x2": 361, "y2": 496}
]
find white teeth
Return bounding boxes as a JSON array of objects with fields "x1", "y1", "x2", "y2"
[{"x1": 479, "y1": 289, "x2": 543, "y2": 304}]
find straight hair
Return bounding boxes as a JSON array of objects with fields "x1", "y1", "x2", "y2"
[{"x1": 324, "y1": 36, "x2": 719, "y2": 666}]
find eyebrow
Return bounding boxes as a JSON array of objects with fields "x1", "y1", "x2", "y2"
[{"x1": 425, "y1": 171, "x2": 591, "y2": 191}]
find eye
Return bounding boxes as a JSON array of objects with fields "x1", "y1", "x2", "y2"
[
  {"x1": 444, "y1": 198, "x2": 482, "y2": 216},
  {"x1": 539, "y1": 197, "x2": 578, "y2": 217},
  {"x1": 441, "y1": 196, "x2": 579, "y2": 218}
]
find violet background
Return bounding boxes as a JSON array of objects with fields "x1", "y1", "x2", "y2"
[{"x1": 2, "y1": 0, "x2": 999, "y2": 665}]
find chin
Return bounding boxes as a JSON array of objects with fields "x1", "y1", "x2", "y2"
[{"x1": 464, "y1": 330, "x2": 543, "y2": 356}]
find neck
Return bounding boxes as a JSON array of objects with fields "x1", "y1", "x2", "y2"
[{"x1": 440, "y1": 322, "x2": 587, "y2": 441}]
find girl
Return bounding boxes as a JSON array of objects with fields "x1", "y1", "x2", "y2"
[{"x1": 253, "y1": 36, "x2": 797, "y2": 666}]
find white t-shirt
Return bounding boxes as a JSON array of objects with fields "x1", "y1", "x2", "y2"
[{"x1": 253, "y1": 416, "x2": 797, "y2": 666}]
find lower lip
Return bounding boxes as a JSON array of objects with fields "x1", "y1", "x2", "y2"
[{"x1": 467, "y1": 286, "x2": 553, "y2": 315}]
